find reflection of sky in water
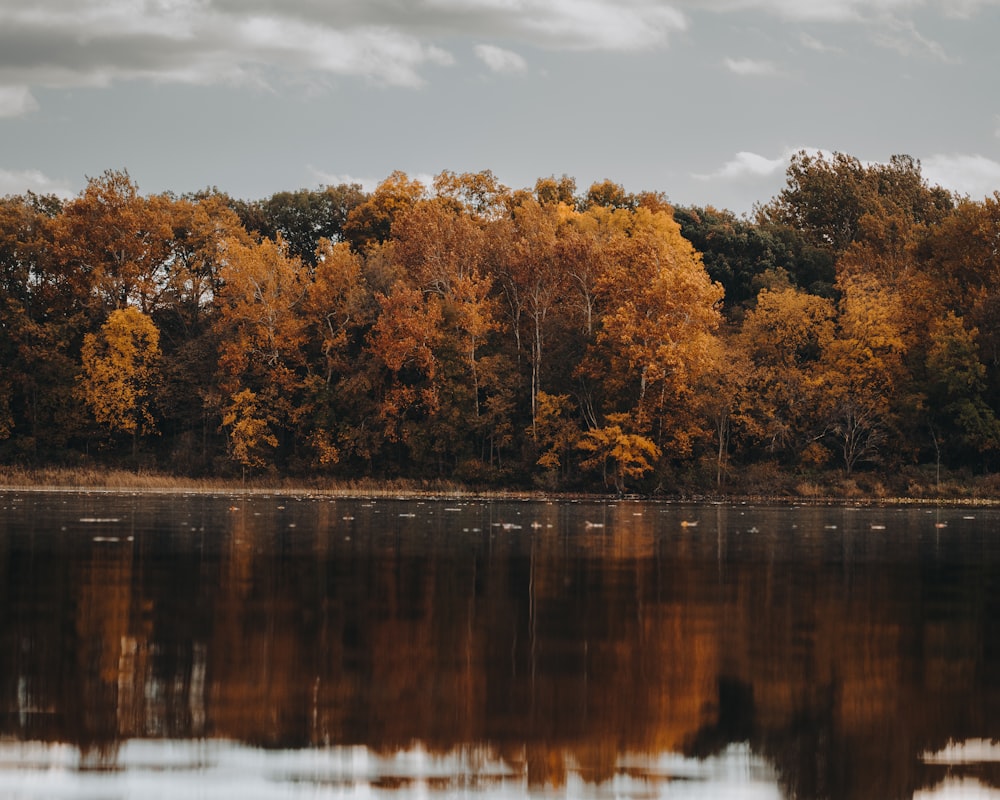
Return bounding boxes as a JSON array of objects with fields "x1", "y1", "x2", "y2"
[
  {"x1": 917, "y1": 741, "x2": 1000, "y2": 799},
  {"x1": 915, "y1": 780, "x2": 1000, "y2": 799},
  {"x1": 0, "y1": 741, "x2": 781, "y2": 799}
]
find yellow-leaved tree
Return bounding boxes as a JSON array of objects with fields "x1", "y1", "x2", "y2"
[
  {"x1": 78, "y1": 306, "x2": 161, "y2": 458},
  {"x1": 819, "y1": 275, "x2": 907, "y2": 474},
  {"x1": 221, "y1": 388, "x2": 278, "y2": 480},
  {"x1": 213, "y1": 235, "x2": 307, "y2": 472},
  {"x1": 738, "y1": 287, "x2": 835, "y2": 464},
  {"x1": 584, "y1": 204, "x2": 723, "y2": 459},
  {"x1": 577, "y1": 412, "x2": 661, "y2": 494}
]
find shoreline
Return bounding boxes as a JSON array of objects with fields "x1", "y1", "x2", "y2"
[{"x1": 1, "y1": 467, "x2": 999, "y2": 507}]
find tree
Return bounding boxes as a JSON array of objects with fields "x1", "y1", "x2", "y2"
[
  {"x1": 304, "y1": 240, "x2": 371, "y2": 386},
  {"x1": 533, "y1": 391, "x2": 581, "y2": 486},
  {"x1": 587, "y1": 205, "x2": 723, "y2": 454},
  {"x1": 240, "y1": 184, "x2": 367, "y2": 267},
  {"x1": 738, "y1": 287, "x2": 835, "y2": 462},
  {"x1": 560, "y1": 205, "x2": 618, "y2": 338},
  {"x1": 819, "y1": 276, "x2": 906, "y2": 474},
  {"x1": 673, "y1": 205, "x2": 795, "y2": 312},
  {"x1": 692, "y1": 335, "x2": 761, "y2": 488},
  {"x1": 534, "y1": 175, "x2": 578, "y2": 207},
  {"x1": 221, "y1": 388, "x2": 278, "y2": 477},
  {"x1": 78, "y1": 307, "x2": 161, "y2": 458},
  {"x1": 161, "y1": 193, "x2": 253, "y2": 334},
  {"x1": 51, "y1": 170, "x2": 174, "y2": 316},
  {"x1": 0, "y1": 192, "x2": 75, "y2": 454},
  {"x1": 924, "y1": 312, "x2": 1000, "y2": 466},
  {"x1": 583, "y1": 179, "x2": 635, "y2": 210},
  {"x1": 342, "y1": 171, "x2": 425, "y2": 252},
  {"x1": 759, "y1": 151, "x2": 952, "y2": 255},
  {"x1": 298, "y1": 239, "x2": 374, "y2": 469},
  {"x1": 917, "y1": 195, "x2": 1000, "y2": 309},
  {"x1": 215, "y1": 236, "x2": 307, "y2": 384},
  {"x1": 432, "y1": 170, "x2": 510, "y2": 219},
  {"x1": 577, "y1": 413, "x2": 660, "y2": 494},
  {"x1": 367, "y1": 282, "x2": 444, "y2": 455},
  {"x1": 213, "y1": 236, "x2": 308, "y2": 468},
  {"x1": 493, "y1": 199, "x2": 568, "y2": 437},
  {"x1": 391, "y1": 199, "x2": 497, "y2": 421}
]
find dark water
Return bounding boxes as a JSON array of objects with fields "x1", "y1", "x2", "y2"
[{"x1": 0, "y1": 492, "x2": 998, "y2": 799}]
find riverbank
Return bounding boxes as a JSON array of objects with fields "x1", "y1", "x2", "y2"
[
  {"x1": 0, "y1": 466, "x2": 548, "y2": 499},
  {"x1": 1, "y1": 465, "x2": 1000, "y2": 505}
]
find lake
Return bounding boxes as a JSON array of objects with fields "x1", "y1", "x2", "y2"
[{"x1": 0, "y1": 492, "x2": 998, "y2": 799}]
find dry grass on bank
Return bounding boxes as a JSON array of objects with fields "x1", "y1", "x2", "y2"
[
  {"x1": 0, "y1": 466, "x2": 543, "y2": 499},
  {"x1": 2, "y1": 465, "x2": 1000, "y2": 505}
]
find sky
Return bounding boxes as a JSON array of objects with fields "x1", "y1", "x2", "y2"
[{"x1": 1, "y1": 0, "x2": 1000, "y2": 215}]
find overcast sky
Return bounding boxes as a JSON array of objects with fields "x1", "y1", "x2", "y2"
[{"x1": 1, "y1": 0, "x2": 999, "y2": 214}]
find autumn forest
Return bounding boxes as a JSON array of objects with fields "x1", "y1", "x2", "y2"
[{"x1": 2, "y1": 152, "x2": 999, "y2": 495}]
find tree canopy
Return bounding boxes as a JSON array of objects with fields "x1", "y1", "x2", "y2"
[{"x1": 1, "y1": 157, "x2": 997, "y2": 492}]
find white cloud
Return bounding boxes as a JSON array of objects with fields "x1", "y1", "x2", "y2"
[
  {"x1": 0, "y1": 0, "x2": 688, "y2": 96},
  {"x1": 678, "y1": 0, "x2": 981, "y2": 22},
  {"x1": 869, "y1": 15, "x2": 951, "y2": 61},
  {"x1": 235, "y1": 16, "x2": 454, "y2": 87},
  {"x1": 0, "y1": 86, "x2": 38, "y2": 117},
  {"x1": 0, "y1": 168, "x2": 75, "y2": 199},
  {"x1": 510, "y1": 0, "x2": 687, "y2": 50},
  {"x1": 922, "y1": 154, "x2": 1000, "y2": 200},
  {"x1": 799, "y1": 33, "x2": 844, "y2": 53},
  {"x1": 474, "y1": 44, "x2": 527, "y2": 74},
  {"x1": 695, "y1": 150, "x2": 791, "y2": 181},
  {"x1": 307, "y1": 168, "x2": 379, "y2": 193},
  {"x1": 426, "y1": 0, "x2": 687, "y2": 50},
  {"x1": 680, "y1": 0, "x2": 1000, "y2": 29},
  {"x1": 0, "y1": 3, "x2": 456, "y2": 91},
  {"x1": 724, "y1": 57, "x2": 780, "y2": 76},
  {"x1": 678, "y1": 0, "x2": 870, "y2": 22}
]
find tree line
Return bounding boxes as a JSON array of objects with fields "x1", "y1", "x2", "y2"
[{"x1": 1, "y1": 153, "x2": 998, "y2": 492}]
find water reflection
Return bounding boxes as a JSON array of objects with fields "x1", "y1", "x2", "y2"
[{"x1": 0, "y1": 494, "x2": 999, "y2": 799}]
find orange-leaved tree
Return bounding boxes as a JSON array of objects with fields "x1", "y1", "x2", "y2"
[
  {"x1": 51, "y1": 170, "x2": 174, "y2": 317},
  {"x1": 299, "y1": 239, "x2": 373, "y2": 468},
  {"x1": 367, "y1": 282, "x2": 444, "y2": 458}
]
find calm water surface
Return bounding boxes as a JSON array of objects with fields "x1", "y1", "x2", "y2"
[{"x1": 0, "y1": 492, "x2": 999, "y2": 799}]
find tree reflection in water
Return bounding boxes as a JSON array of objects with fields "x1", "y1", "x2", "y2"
[{"x1": 0, "y1": 494, "x2": 998, "y2": 800}]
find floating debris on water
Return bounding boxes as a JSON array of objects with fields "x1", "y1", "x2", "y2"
[
  {"x1": 79, "y1": 518, "x2": 120, "y2": 523},
  {"x1": 680, "y1": 520, "x2": 699, "y2": 528},
  {"x1": 585, "y1": 521, "x2": 605, "y2": 528},
  {"x1": 871, "y1": 524, "x2": 886, "y2": 530}
]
